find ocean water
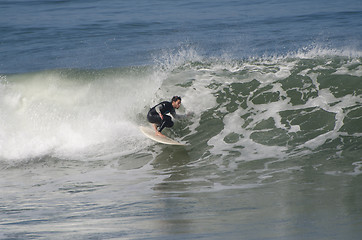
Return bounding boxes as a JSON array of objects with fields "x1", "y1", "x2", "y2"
[{"x1": 1, "y1": 0, "x2": 362, "y2": 239}]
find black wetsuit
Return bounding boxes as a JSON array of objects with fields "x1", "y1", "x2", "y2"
[{"x1": 147, "y1": 101, "x2": 176, "y2": 132}]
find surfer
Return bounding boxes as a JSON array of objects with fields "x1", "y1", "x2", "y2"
[{"x1": 147, "y1": 96, "x2": 183, "y2": 137}]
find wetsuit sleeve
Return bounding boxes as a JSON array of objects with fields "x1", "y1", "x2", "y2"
[{"x1": 155, "y1": 104, "x2": 162, "y2": 115}]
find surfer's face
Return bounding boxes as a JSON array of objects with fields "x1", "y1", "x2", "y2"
[{"x1": 173, "y1": 99, "x2": 181, "y2": 109}]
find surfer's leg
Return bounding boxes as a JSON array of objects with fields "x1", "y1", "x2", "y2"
[
  {"x1": 147, "y1": 112, "x2": 165, "y2": 136},
  {"x1": 158, "y1": 115, "x2": 174, "y2": 132},
  {"x1": 148, "y1": 113, "x2": 162, "y2": 125}
]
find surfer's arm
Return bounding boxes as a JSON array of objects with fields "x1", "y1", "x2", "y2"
[{"x1": 155, "y1": 104, "x2": 164, "y2": 119}]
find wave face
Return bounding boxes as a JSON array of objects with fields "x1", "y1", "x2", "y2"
[{"x1": 1, "y1": 48, "x2": 361, "y2": 171}]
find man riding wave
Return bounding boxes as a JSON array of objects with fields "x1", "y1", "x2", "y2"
[{"x1": 147, "y1": 96, "x2": 183, "y2": 137}]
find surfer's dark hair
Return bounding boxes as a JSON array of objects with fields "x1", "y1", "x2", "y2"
[{"x1": 171, "y1": 96, "x2": 181, "y2": 102}]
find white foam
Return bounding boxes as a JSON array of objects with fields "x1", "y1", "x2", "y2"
[
  {"x1": 333, "y1": 58, "x2": 362, "y2": 77},
  {"x1": 0, "y1": 69, "x2": 162, "y2": 162},
  {"x1": 193, "y1": 50, "x2": 362, "y2": 164},
  {"x1": 292, "y1": 45, "x2": 362, "y2": 59}
]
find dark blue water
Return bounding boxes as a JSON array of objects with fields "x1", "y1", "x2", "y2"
[
  {"x1": 1, "y1": 0, "x2": 362, "y2": 239},
  {"x1": 1, "y1": 0, "x2": 361, "y2": 73}
]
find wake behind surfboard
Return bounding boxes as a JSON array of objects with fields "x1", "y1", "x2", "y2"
[{"x1": 139, "y1": 126, "x2": 185, "y2": 146}]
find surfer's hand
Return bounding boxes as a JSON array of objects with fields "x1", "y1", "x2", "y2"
[{"x1": 159, "y1": 113, "x2": 163, "y2": 120}]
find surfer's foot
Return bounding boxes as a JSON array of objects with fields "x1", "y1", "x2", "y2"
[
  {"x1": 152, "y1": 124, "x2": 166, "y2": 137},
  {"x1": 155, "y1": 131, "x2": 166, "y2": 137}
]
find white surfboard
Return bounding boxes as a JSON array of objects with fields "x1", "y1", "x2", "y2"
[{"x1": 139, "y1": 126, "x2": 185, "y2": 146}]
